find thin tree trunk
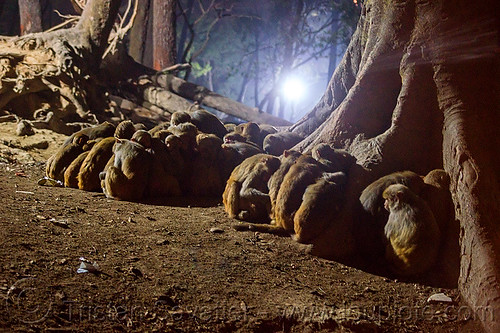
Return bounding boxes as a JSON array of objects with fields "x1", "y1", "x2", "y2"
[
  {"x1": 153, "y1": 0, "x2": 177, "y2": 70},
  {"x1": 253, "y1": 30, "x2": 260, "y2": 107},
  {"x1": 129, "y1": 0, "x2": 151, "y2": 64},
  {"x1": 18, "y1": 0, "x2": 42, "y2": 35},
  {"x1": 177, "y1": 0, "x2": 195, "y2": 63}
]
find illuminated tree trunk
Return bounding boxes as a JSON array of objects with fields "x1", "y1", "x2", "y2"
[{"x1": 292, "y1": 1, "x2": 499, "y2": 332}]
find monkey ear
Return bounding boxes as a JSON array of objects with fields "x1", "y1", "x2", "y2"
[
  {"x1": 395, "y1": 190, "x2": 404, "y2": 200},
  {"x1": 115, "y1": 138, "x2": 122, "y2": 143},
  {"x1": 283, "y1": 150, "x2": 291, "y2": 157}
]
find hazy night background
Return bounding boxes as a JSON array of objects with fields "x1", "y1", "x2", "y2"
[{"x1": 0, "y1": 0, "x2": 361, "y2": 122}]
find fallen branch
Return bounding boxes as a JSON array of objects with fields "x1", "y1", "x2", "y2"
[{"x1": 152, "y1": 74, "x2": 292, "y2": 126}]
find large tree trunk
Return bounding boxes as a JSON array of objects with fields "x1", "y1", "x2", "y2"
[
  {"x1": 294, "y1": 1, "x2": 499, "y2": 332},
  {"x1": 0, "y1": 0, "x2": 121, "y2": 130}
]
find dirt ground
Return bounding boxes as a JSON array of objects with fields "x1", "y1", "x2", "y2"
[{"x1": 0, "y1": 122, "x2": 484, "y2": 332}]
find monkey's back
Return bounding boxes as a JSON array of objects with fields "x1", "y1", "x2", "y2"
[
  {"x1": 104, "y1": 140, "x2": 152, "y2": 201},
  {"x1": 64, "y1": 151, "x2": 89, "y2": 188},
  {"x1": 274, "y1": 156, "x2": 322, "y2": 232},
  {"x1": 78, "y1": 137, "x2": 115, "y2": 191},
  {"x1": 293, "y1": 178, "x2": 342, "y2": 244}
]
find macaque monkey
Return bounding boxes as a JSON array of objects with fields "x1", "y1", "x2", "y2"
[
  {"x1": 114, "y1": 120, "x2": 136, "y2": 140},
  {"x1": 170, "y1": 111, "x2": 192, "y2": 126},
  {"x1": 234, "y1": 122, "x2": 262, "y2": 146},
  {"x1": 221, "y1": 141, "x2": 263, "y2": 164},
  {"x1": 64, "y1": 151, "x2": 89, "y2": 188},
  {"x1": 224, "y1": 123, "x2": 237, "y2": 132},
  {"x1": 272, "y1": 155, "x2": 326, "y2": 232},
  {"x1": 421, "y1": 169, "x2": 453, "y2": 229},
  {"x1": 234, "y1": 144, "x2": 351, "y2": 239},
  {"x1": 46, "y1": 133, "x2": 89, "y2": 181},
  {"x1": 267, "y1": 150, "x2": 303, "y2": 218},
  {"x1": 63, "y1": 121, "x2": 115, "y2": 146},
  {"x1": 130, "y1": 130, "x2": 152, "y2": 149},
  {"x1": 233, "y1": 169, "x2": 346, "y2": 241},
  {"x1": 103, "y1": 137, "x2": 153, "y2": 201},
  {"x1": 134, "y1": 123, "x2": 147, "y2": 132},
  {"x1": 78, "y1": 137, "x2": 116, "y2": 191},
  {"x1": 188, "y1": 133, "x2": 225, "y2": 196},
  {"x1": 189, "y1": 109, "x2": 227, "y2": 139},
  {"x1": 167, "y1": 122, "x2": 199, "y2": 154},
  {"x1": 223, "y1": 132, "x2": 246, "y2": 143},
  {"x1": 149, "y1": 122, "x2": 171, "y2": 137},
  {"x1": 222, "y1": 154, "x2": 280, "y2": 222},
  {"x1": 226, "y1": 122, "x2": 278, "y2": 148},
  {"x1": 382, "y1": 184, "x2": 440, "y2": 276},
  {"x1": 293, "y1": 172, "x2": 347, "y2": 244},
  {"x1": 259, "y1": 124, "x2": 278, "y2": 138},
  {"x1": 263, "y1": 131, "x2": 304, "y2": 156},
  {"x1": 223, "y1": 131, "x2": 263, "y2": 152},
  {"x1": 311, "y1": 143, "x2": 356, "y2": 173},
  {"x1": 171, "y1": 110, "x2": 227, "y2": 139},
  {"x1": 359, "y1": 171, "x2": 425, "y2": 216},
  {"x1": 99, "y1": 154, "x2": 115, "y2": 191},
  {"x1": 146, "y1": 133, "x2": 182, "y2": 198},
  {"x1": 165, "y1": 134, "x2": 186, "y2": 177}
]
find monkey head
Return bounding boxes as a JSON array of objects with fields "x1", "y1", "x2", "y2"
[
  {"x1": 114, "y1": 120, "x2": 136, "y2": 139},
  {"x1": 382, "y1": 184, "x2": 414, "y2": 211},
  {"x1": 131, "y1": 130, "x2": 152, "y2": 149},
  {"x1": 72, "y1": 133, "x2": 89, "y2": 146},
  {"x1": 170, "y1": 111, "x2": 192, "y2": 126},
  {"x1": 223, "y1": 132, "x2": 246, "y2": 144}
]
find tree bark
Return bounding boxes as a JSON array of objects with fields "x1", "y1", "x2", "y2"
[
  {"x1": 76, "y1": 0, "x2": 121, "y2": 70},
  {"x1": 295, "y1": 1, "x2": 500, "y2": 331},
  {"x1": 18, "y1": 0, "x2": 43, "y2": 35},
  {"x1": 327, "y1": 11, "x2": 339, "y2": 80},
  {"x1": 153, "y1": 0, "x2": 177, "y2": 70},
  {"x1": 129, "y1": 0, "x2": 151, "y2": 64}
]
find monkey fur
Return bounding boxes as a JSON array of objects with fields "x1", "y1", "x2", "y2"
[
  {"x1": 46, "y1": 133, "x2": 89, "y2": 181},
  {"x1": 382, "y1": 184, "x2": 440, "y2": 276},
  {"x1": 103, "y1": 138, "x2": 153, "y2": 201},
  {"x1": 222, "y1": 153, "x2": 280, "y2": 222}
]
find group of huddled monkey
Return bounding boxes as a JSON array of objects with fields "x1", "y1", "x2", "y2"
[
  {"x1": 45, "y1": 109, "x2": 305, "y2": 201},
  {"x1": 45, "y1": 111, "x2": 455, "y2": 279},
  {"x1": 227, "y1": 158, "x2": 455, "y2": 278},
  {"x1": 225, "y1": 144, "x2": 355, "y2": 245}
]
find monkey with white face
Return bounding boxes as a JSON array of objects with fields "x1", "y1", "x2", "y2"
[{"x1": 382, "y1": 184, "x2": 440, "y2": 276}]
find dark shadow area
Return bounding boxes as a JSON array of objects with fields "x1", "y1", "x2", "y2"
[{"x1": 141, "y1": 195, "x2": 222, "y2": 208}]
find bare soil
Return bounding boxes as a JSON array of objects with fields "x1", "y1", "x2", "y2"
[{"x1": 0, "y1": 122, "x2": 484, "y2": 332}]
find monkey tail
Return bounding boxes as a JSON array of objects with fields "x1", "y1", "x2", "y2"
[
  {"x1": 223, "y1": 182, "x2": 241, "y2": 218},
  {"x1": 232, "y1": 222, "x2": 289, "y2": 237}
]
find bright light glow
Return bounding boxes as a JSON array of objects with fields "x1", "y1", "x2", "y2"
[{"x1": 282, "y1": 77, "x2": 306, "y2": 102}]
